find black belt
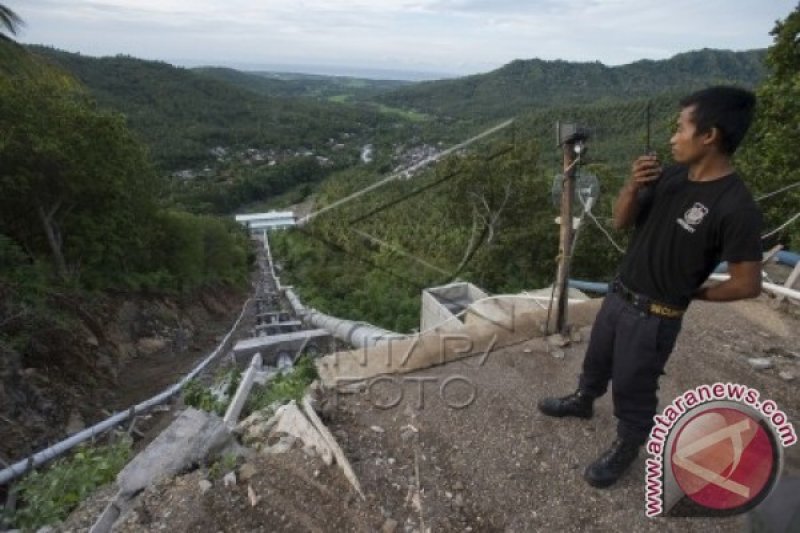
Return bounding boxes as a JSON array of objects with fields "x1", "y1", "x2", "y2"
[{"x1": 610, "y1": 279, "x2": 686, "y2": 319}]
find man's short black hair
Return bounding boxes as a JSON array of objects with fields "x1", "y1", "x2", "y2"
[{"x1": 680, "y1": 86, "x2": 756, "y2": 155}]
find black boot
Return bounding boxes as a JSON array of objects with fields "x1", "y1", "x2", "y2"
[
  {"x1": 584, "y1": 438, "x2": 641, "y2": 488},
  {"x1": 537, "y1": 390, "x2": 594, "y2": 419}
]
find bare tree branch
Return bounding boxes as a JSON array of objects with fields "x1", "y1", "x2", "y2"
[{"x1": 468, "y1": 181, "x2": 513, "y2": 244}]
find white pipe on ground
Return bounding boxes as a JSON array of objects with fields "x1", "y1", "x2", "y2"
[
  {"x1": 285, "y1": 287, "x2": 306, "y2": 316},
  {"x1": 262, "y1": 230, "x2": 280, "y2": 289},
  {"x1": 708, "y1": 274, "x2": 800, "y2": 301},
  {"x1": 306, "y1": 308, "x2": 406, "y2": 348}
]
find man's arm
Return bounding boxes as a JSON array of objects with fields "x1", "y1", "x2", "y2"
[
  {"x1": 694, "y1": 261, "x2": 762, "y2": 301},
  {"x1": 612, "y1": 155, "x2": 661, "y2": 230}
]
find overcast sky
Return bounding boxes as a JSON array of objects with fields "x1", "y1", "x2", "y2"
[{"x1": 8, "y1": 0, "x2": 797, "y2": 79}]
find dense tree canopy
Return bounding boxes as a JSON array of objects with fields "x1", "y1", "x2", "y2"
[
  {"x1": 739, "y1": 3, "x2": 800, "y2": 248},
  {"x1": 0, "y1": 66, "x2": 250, "y2": 291},
  {"x1": 0, "y1": 77, "x2": 157, "y2": 281}
]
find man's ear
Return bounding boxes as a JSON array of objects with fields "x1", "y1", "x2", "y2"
[{"x1": 702, "y1": 126, "x2": 721, "y2": 148}]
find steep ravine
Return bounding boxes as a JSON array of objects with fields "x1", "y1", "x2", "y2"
[{"x1": 0, "y1": 284, "x2": 248, "y2": 467}]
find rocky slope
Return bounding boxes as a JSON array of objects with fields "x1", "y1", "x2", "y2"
[{"x1": 0, "y1": 284, "x2": 247, "y2": 467}]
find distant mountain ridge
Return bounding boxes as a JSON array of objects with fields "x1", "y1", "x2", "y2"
[
  {"x1": 24, "y1": 46, "x2": 391, "y2": 169},
  {"x1": 15, "y1": 45, "x2": 768, "y2": 168},
  {"x1": 192, "y1": 66, "x2": 412, "y2": 101},
  {"x1": 376, "y1": 48, "x2": 767, "y2": 118}
]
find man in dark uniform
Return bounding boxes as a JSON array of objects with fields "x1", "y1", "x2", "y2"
[{"x1": 538, "y1": 86, "x2": 763, "y2": 488}]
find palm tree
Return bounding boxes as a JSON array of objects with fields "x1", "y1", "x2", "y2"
[{"x1": 0, "y1": 4, "x2": 24, "y2": 42}]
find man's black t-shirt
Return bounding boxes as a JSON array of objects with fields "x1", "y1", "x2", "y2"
[{"x1": 618, "y1": 164, "x2": 763, "y2": 308}]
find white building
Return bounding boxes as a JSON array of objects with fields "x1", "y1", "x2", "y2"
[
  {"x1": 361, "y1": 144, "x2": 374, "y2": 164},
  {"x1": 235, "y1": 211, "x2": 297, "y2": 232}
]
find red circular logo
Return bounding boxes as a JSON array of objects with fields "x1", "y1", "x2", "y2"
[{"x1": 670, "y1": 407, "x2": 778, "y2": 511}]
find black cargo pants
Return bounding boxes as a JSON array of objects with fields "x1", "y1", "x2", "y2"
[{"x1": 577, "y1": 291, "x2": 683, "y2": 444}]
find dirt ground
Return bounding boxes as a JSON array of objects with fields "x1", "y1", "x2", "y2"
[
  {"x1": 323, "y1": 296, "x2": 800, "y2": 532},
  {"x1": 61, "y1": 450, "x2": 382, "y2": 532},
  {"x1": 110, "y1": 287, "x2": 253, "y2": 412},
  {"x1": 56, "y1": 294, "x2": 800, "y2": 532}
]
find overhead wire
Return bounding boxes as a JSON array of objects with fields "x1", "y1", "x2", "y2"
[
  {"x1": 762, "y1": 211, "x2": 800, "y2": 240},
  {"x1": 577, "y1": 192, "x2": 626, "y2": 254},
  {"x1": 570, "y1": 173, "x2": 800, "y2": 248},
  {"x1": 756, "y1": 180, "x2": 800, "y2": 201}
]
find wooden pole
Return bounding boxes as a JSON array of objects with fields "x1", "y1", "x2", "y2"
[{"x1": 555, "y1": 140, "x2": 578, "y2": 334}]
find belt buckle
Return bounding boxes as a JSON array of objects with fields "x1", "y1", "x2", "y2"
[{"x1": 649, "y1": 302, "x2": 683, "y2": 319}]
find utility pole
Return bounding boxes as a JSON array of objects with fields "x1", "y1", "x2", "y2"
[{"x1": 554, "y1": 123, "x2": 587, "y2": 335}]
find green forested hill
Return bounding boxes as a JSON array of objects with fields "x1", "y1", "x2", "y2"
[
  {"x1": 27, "y1": 46, "x2": 394, "y2": 169},
  {"x1": 0, "y1": 42, "x2": 252, "y2": 292},
  {"x1": 6, "y1": 37, "x2": 794, "y2": 337},
  {"x1": 269, "y1": 39, "x2": 800, "y2": 333},
  {"x1": 376, "y1": 48, "x2": 767, "y2": 119},
  {"x1": 193, "y1": 67, "x2": 412, "y2": 101}
]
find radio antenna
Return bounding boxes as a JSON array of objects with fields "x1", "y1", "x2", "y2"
[{"x1": 645, "y1": 101, "x2": 652, "y2": 154}]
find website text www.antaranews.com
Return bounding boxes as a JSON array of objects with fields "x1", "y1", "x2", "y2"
[{"x1": 644, "y1": 382, "x2": 797, "y2": 517}]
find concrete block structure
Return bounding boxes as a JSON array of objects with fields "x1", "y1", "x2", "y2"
[{"x1": 420, "y1": 282, "x2": 489, "y2": 333}]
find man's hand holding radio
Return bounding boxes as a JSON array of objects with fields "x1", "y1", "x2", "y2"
[{"x1": 627, "y1": 154, "x2": 662, "y2": 192}]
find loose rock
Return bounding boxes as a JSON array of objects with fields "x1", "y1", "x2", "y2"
[
  {"x1": 547, "y1": 334, "x2": 570, "y2": 348},
  {"x1": 400, "y1": 426, "x2": 417, "y2": 442},
  {"x1": 264, "y1": 436, "x2": 295, "y2": 455},
  {"x1": 766, "y1": 346, "x2": 800, "y2": 359},
  {"x1": 239, "y1": 463, "x2": 257, "y2": 482},
  {"x1": 65, "y1": 410, "x2": 86, "y2": 434},
  {"x1": 748, "y1": 357, "x2": 773, "y2": 371},
  {"x1": 382, "y1": 518, "x2": 399, "y2": 533},
  {"x1": 137, "y1": 337, "x2": 167, "y2": 354}
]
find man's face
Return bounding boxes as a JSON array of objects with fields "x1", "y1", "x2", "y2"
[{"x1": 670, "y1": 105, "x2": 710, "y2": 165}]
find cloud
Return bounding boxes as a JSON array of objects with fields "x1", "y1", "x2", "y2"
[{"x1": 7, "y1": 0, "x2": 795, "y2": 76}]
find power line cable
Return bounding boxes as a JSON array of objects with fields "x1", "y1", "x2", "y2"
[
  {"x1": 756, "y1": 181, "x2": 800, "y2": 202},
  {"x1": 762, "y1": 211, "x2": 800, "y2": 240},
  {"x1": 576, "y1": 191, "x2": 626, "y2": 254}
]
